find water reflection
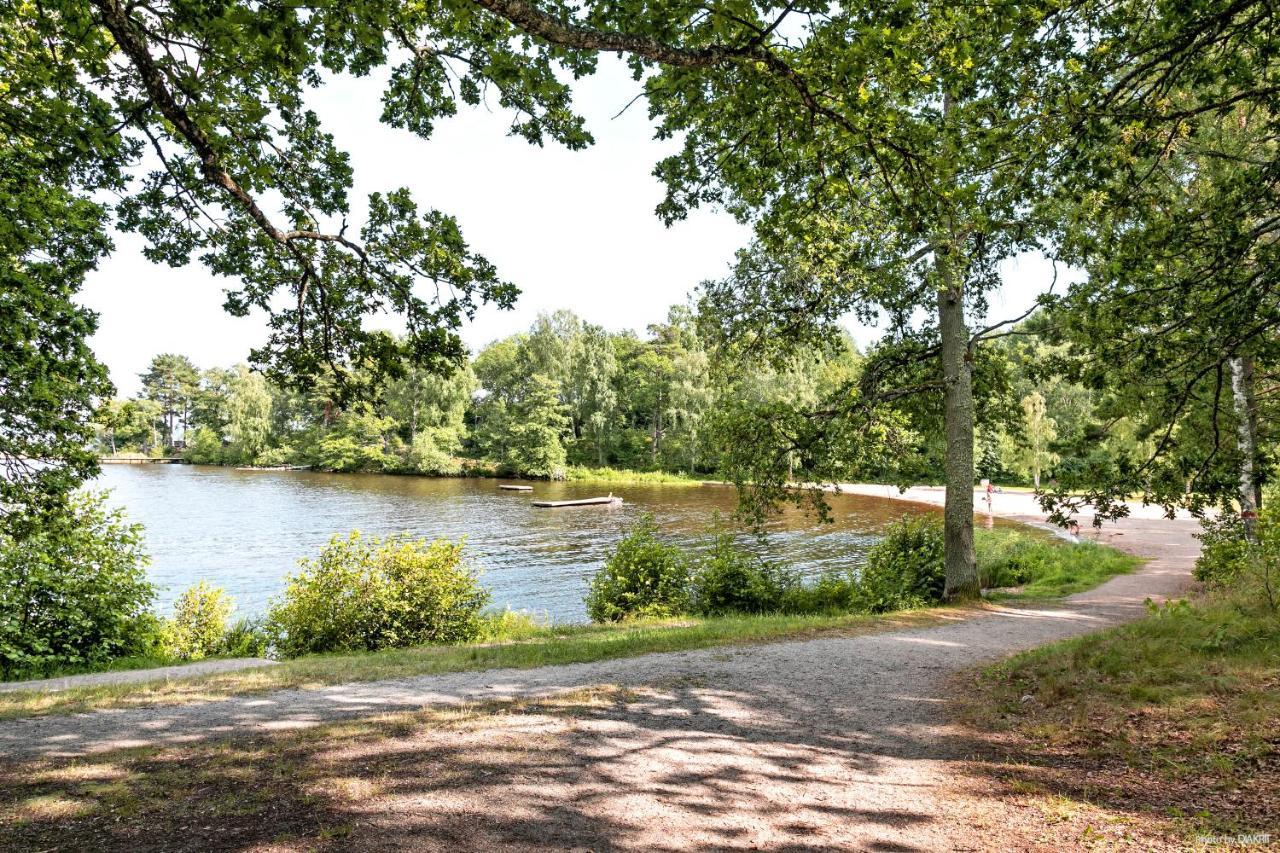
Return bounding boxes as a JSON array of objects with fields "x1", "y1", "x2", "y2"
[{"x1": 93, "y1": 466, "x2": 1007, "y2": 622}]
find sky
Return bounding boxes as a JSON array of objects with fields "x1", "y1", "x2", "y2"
[{"x1": 77, "y1": 56, "x2": 1060, "y2": 398}]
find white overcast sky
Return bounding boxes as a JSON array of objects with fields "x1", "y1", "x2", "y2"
[{"x1": 78, "y1": 57, "x2": 1060, "y2": 397}]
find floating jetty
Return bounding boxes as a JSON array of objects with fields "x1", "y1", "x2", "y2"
[
  {"x1": 532, "y1": 495, "x2": 622, "y2": 508},
  {"x1": 498, "y1": 484, "x2": 534, "y2": 491}
]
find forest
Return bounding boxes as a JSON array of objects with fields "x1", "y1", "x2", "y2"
[{"x1": 104, "y1": 305, "x2": 1140, "y2": 490}]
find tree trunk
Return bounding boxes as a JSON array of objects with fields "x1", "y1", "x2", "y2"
[
  {"x1": 1230, "y1": 355, "x2": 1258, "y2": 540},
  {"x1": 938, "y1": 254, "x2": 980, "y2": 599},
  {"x1": 650, "y1": 404, "x2": 662, "y2": 464}
]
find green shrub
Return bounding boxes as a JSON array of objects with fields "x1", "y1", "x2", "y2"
[
  {"x1": 255, "y1": 446, "x2": 294, "y2": 467},
  {"x1": 855, "y1": 515, "x2": 946, "y2": 612},
  {"x1": 267, "y1": 532, "x2": 491, "y2": 657},
  {"x1": 586, "y1": 514, "x2": 690, "y2": 622},
  {"x1": 407, "y1": 428, "x2": 464, "y2": 475},
  {"x1": 1194, "y1": 512, "x2": 1251, "y2": 587},
  {"x1": 0, "y1": 492, "x2": 157, "y2": 680},
  {"x1": 219, "y1": 617, "x2": 270, "y2": 658},
  {"x1": 689, "y1": 532, "x2": 796, "y2": 615},
  {"x1": 183, "y1": 426, "x2": 224, "y2": 464},
  {"x1": 162, "y1": 581, "x2": 233, "y2": 661},
  {"x1": 779, "y1": 569, "x2": 860, "y2": 614},
  {"x1": 1194, "y1": 506, "x2": 1280, "y2": 611}
]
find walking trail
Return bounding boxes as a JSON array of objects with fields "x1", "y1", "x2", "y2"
[{"x1": 0, "y1": 487, "x2": 1202, "y2": 850}]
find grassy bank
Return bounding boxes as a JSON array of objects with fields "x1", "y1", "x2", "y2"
[
  {"x1": 562, "y1": 465, "x2": 703, "y2": 485},
  {"x1": 954, "y1": 582, "x2": 1279, "y2": 845},
  {"x1": 975, "y1": 527, "x2": 1140, "y2": 598},
  {"x1": 0, "y1": 527, "x2": 1139, "y2": 721}
]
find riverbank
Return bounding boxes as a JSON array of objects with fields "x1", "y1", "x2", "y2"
[
  {"x1": 105, "y1": 453, "x2": 707, "y2": 485},
  {"x1": 0, "y1": 525, "x2": 1136, "y2": 720}
]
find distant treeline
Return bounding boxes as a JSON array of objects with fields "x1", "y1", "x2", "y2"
[{"x1": 96, "y1": 306, "x2": 1146, "y2": 483}]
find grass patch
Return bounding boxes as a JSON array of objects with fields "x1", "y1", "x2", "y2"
[
  {"x1": 954, "y1": 582, "x2": 1280, "y2": 842},
  {"x1": 563, "y1": 465, "x2": 704, "y2": 485},
  {"x1": 0, "y1": 607, "x2": 956, "y2": 721},
  {"x1": 975, "y1": 527, "x2": 1140, "y2": 598}
]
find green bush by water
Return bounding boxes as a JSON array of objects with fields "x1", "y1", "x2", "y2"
[
  {"x1": 0, "y1": 492, "x2": 158, "y2": 680},
  {"x1": 267, "y1": 532, "x2": 491, "y2": 657},
  {"x1": 855, "y1": 516, "x2": 947, "y2": 612},
  {"x1": 689, "y1": 530, "x2": 798, "y2": 615},
  {"x1": 586, "y1": 514, "x2": 691, "y2": 621},
  {"x1": 161, "y1": 580, "x2": 233, "y2": 661},
  {"x1": 584, "y1": 514, "x2": 1138, "y2": 623}
]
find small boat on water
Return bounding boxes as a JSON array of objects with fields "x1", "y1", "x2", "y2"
[
  {"x1": 532, "y1": 494, "x2": 623, "y2": 508},
  {"x1": 498, "y1": 484, "x2": 534, "y2": 491}
]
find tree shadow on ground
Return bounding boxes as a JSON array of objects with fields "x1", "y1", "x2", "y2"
[{"x1": 0, "y1": 679, "x2": 978, "y2": 852}]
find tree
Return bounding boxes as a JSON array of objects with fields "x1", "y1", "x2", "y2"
[
  {"x1": 667, "y1": 346, "x2": 712, "y2": 473},
  {"x1": 1043, "y1": 79, "x2": 1280, "y2": 525},
  {"x1": 570, "y1": 324, "x2": 618, "y2": 465},
  {"x1": 1011, "y1": 392, "x2": 1059, "y2": 489},
  {"x1": 1, "y1": 9, "x2": 119, "y2": 538},
  {"x1": 139, "y1": 353, "x2": 199, "y2": 448},
  {"x1": 5, "y1": 0, "x2": 619, "y2": 400},
  {"x1": 94, "y1": 400, "x2": 128, "y2": 456},
  {"x1": 468, "y1": 0, "x2": 1073, "y2": 598},
  {"x1": 226, "y1": 366, "x2": 273, "y2": 464},
  {"x1": 191, "y1": 367, "x2": 236, "y2": 438},
  {"x1": 505, "y1": 374, "x2": 569, "y2": 477}
]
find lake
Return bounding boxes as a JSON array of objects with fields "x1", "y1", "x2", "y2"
[{"x1": 94, "y1": 465, "x2": 962, "y2": 622}]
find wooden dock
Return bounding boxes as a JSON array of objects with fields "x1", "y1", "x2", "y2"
[
  {"x1": 498, "y1": 484, "x2": 534, "y2": 491},
  {"x1": 532, "y1": 495, "x2": 622, "y2": 508}
]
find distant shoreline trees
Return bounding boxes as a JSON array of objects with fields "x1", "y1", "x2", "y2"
[{"x1": 101, "y1": 308, "x2": 1116, "y2": 489}]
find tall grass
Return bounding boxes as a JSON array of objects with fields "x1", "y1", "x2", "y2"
[{"x1": 974, "y1": 528, "x2": 1140, "y2": 597}]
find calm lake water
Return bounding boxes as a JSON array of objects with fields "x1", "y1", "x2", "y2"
[{"x1": 94, "y1": 465, "x2": 967, "y2": 622}]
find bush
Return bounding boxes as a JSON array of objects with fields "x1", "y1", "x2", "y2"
[
  {"x1": 1194, "y1": 512, "x2": 1251, "y2": 587},
  {"x1": 855, "y1": 515, "x2": 946, "y2": 612},
  {"x1": 255, "y1": 446, "x2": 294, "y2": 468},
  {"x1": 779, "y1": 569, "x2": 861, "y2": 615},
  {"x1": 689, "y1": 532, "x2": 796, "y2": 615},
  {"x1": 162, "y1": 581, "x2": 233, "y2": 661},
  {"x1": 586, "y1": 514, "x2": 689, "y2": 622},
  {"x1": 219, "y1": 617, "x2": 270, "y2": 658},
  {"x1": 1194, "y1": 506, "x2": 1280, "y2": 611},
  {"x1": 407, "y1": 428, "x2": 464, "y2": 475},
  {"x1": 183, "y1": 426, "x2": 224, "y2": 464},
  {"x1": 267, "y1": 532, "x2": 491, "y2": 657},
  {"x1": 0, "y1": 492, "x2": 157, "y2": 680}
]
